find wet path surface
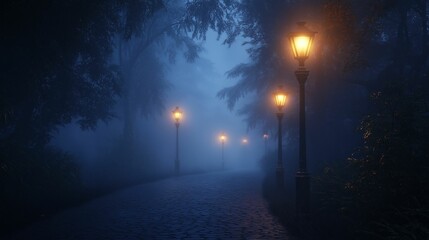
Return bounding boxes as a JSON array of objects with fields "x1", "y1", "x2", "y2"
[{"x1": 7, "y1": 170, "x2": 293, "y2": 239}]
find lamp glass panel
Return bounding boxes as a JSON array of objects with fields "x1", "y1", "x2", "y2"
[
  {"x1": 274, "y1": 94, "x2": 287, "y2": 108},
  {"x1": 291, "y1": 35, "x2": 312, "y2": 59},
  {"x1": 174, "y1": 111, "x2": 182, "y2": 120}
]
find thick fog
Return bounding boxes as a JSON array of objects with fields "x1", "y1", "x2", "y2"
[{"x1": 50, "y1": 30, "x2": 264, "y2": 185}]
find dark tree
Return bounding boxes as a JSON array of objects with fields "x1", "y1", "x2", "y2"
[
  {"x1": 0, "y1": 0, "x2": 162, "y2": 233},
  {"x1": 1, "y1": 0, "x2": 163, "y2": 147},
  {"x1": 116, "y1": 0, "x2": 203, "y2": 145}
]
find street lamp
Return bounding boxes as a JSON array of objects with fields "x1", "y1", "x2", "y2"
[
  {"x1": 219, "y1": 133, "x2": 227, "y2": 170},
  {"x1": 288, "y1": 22, "x2": 316, "y2": 67},
  {"x1": 288, "y1": 21, "x2": 316, "y2": 217},
  {"x1": 263, "y1": 133, "x2": 269, "y2": 161},
  {"x1": 172, "y1": 106, "x2": 182, "y2": 175},
  {"x1": 273, "y1": 86, "x2": 288, "y2": 188},
  {"x1": 242, "y1": 138, "x2": 248, "y2": 144}
]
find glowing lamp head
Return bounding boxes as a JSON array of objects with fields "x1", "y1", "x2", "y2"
[
  {"x1": 274, "y1": 86, "x2": 288, "y2": 112},
  {"x1": 242, "y1": 138, "x2": 248, "y2": 144},
  {"x1": 172, "y1": 106, "x2": 182, "y2": 123},
  {"x1": 288, "y1": 22, "x2": 316, "y2": 66},
  {"x1": 263, "y1": 134, "x2": 269, "y2": 140},
  {"x1": 219, "y1": 133, "x2": 227, "y2": 143}
]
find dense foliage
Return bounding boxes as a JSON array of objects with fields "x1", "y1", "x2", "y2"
[{"x1": 1, "y1": 0, "x2": 163, "y2": 145}]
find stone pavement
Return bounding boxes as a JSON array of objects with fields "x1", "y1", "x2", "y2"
[{"x1": 7, "y1": 170, "x2": 294, "y2": 239}]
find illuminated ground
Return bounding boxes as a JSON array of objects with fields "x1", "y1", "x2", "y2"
[{"x1": 7, "y1": 170, "x2": 294, "y2": 239}]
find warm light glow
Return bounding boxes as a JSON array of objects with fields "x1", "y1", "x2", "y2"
[
  {"x1": 274, "y1": 93, "x2": 287, "y2": 108},
  {"x1": 290, "y1": 35, "x2": 312, "y2": 59},
  {"x1": 172, "y1": 106, "x2": 182, "y2": 122},
  {"x1": 274, "y1": 87, "x2": 288, "y2": 111},
  {"x1": 288, "y1": 22, "x2": 316, "y2": 66},
  {"x1": 219, "y1": 133, "x2": 227, "y2": 143},
  {"x1": 242, "y1": 138, "x2": 248, "y2": 144}
]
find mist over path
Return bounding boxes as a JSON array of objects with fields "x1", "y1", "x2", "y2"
[{"x1": 8, "y1": 170, "x2": 294, "y2": 239}]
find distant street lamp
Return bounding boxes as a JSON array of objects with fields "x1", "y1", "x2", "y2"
[
  {"x1": 172, "y1": 106, "x2": 182, "y2": 175},
  {"x1": 242, "y1": 138, "x2": 248, "y2": 144},
  {"x1": 274, "y1": 86, "x2": 288, "y2": 188},
  {"x1": 263, "y1": 134, "x2": 269, "y2": 157},
  {"x1": 288, "y1": 21, "x2": 316, "y2": 217},
  {"x1": 219, "y1": 133, "x2": 227, "y2": 170}
]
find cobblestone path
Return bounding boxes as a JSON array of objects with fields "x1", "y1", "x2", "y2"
[{"x1": 7, "y1": 170, "x2": 294, "y2": 239}]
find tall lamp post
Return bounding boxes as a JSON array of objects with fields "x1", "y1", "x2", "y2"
[
  {"x1": 219, "y1": 133, "x2": 227, "y2": 170},
  {"x1": 273, "y1": 87, "x2": 288, "y2": 188},
  {"x1": 288, "y1": 22, "x2": 316, "y2": 217},
  {"x1": 172, "y1": 106, "x2": 182, "y2": 175}
]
